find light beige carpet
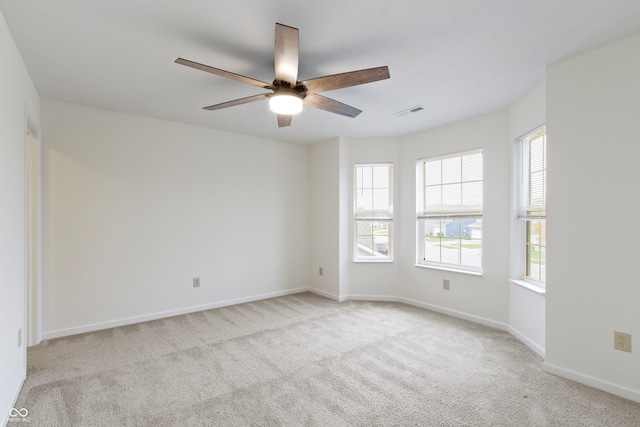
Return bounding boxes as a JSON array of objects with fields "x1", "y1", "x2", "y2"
[{"x1": 15, "y1": 292, "x2": 640, "y2": 426}]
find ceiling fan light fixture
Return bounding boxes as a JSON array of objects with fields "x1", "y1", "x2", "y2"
[
  {"x1": 269, "y1": 93, "x2": 302, "y2": 115},
  {"x1": 269, "y1": 93, "x2": 303, "y2": 115}
]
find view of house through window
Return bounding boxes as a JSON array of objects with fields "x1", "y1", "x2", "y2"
[
  {"x1": 417, "y1": 149, "x2": 483, "y2": 272},
  {"x1": 354, "y1": 164, "x2": 393, "y2": 260},
  {"x1": 520, "y1": 126, "x2": 546, "y2": 283}
]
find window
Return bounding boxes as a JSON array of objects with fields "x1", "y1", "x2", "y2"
[
  {"x1": 519, "y1": 126, "x2": 546, "y2": 283},
  {"x1": 417, "y1": 149, "x2": 483, "y2": 272},
  {"x1": 354, "y1": 164, "x2": 393, "y2": 260}
]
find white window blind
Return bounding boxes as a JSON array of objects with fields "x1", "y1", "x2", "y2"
[
  {"x1": 355, "y1": 164, "x2": 393, "y2": 220},
  {"x1": 519, "y1": 127, "x2": 546, "y2": 220},
  {"x1": 420, "y1": 149, "x2": 483, "y2": 219}
]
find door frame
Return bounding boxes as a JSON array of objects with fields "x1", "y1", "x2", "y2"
[{"x1": 25, "y1": 115, "x2": 41, "y2": 347}]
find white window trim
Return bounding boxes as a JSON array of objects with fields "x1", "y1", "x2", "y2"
[
  {"x1": 353, "y1": 163, "x2": 393, "y2": 262},
  {"x1": 510, "y1": 279, "x2": 546, "y2": 295},
  {"x1": 416, "y1": 148, "x2": 483, "y2": 274},
  {"x1": 509, "y1": 123, "x2": 546, "y2": 295},
  {"x1": 415, "y1": 262, "x2": 483, "y2": 276},
  {"x1": 518, "y1": 125, "x2": 546, "y2": 285}
]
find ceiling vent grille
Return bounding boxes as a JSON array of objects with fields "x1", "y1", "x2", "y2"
[{"x1": 394, "y1": 105, "x2": 425, "y2": 118}]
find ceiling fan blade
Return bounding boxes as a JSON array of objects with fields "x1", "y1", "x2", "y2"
[
  {"x1": 301, "y1": 66, "x2": 390, "y2": 93},
  {"x1": 203, "y1": 94, "x2": 269, "y2": 111},
  {"x1": 304, "y1": 93, "x2": 362, "y2": 118},
  {"x1": 277, "y1": 114, "x2": 293, "y2": 127},
  {"x1": 274, "y1": 23, "x2": 299, "y2": 86},
  {"x1": 176, "y1": 58, "x2": 273, "y2": 90}
]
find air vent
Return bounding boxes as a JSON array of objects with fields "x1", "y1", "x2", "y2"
[{"x1": 394, "y1": 105, "x2": 425, "y2": 118}]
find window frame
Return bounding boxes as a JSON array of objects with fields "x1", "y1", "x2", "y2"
[
  {"x1": 353, "y1": 163, "x2": 393, "y2": 262},
  {"x1": 416, "y1": 148, "x2": 483, "y2": 274},
  {"x1": 518, "y1": 125, "x2": 547, "y2": 285}
]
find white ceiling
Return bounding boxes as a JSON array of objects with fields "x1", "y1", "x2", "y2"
[{"x1": 2, "y1": 1, "x2": 640, "y2": 144}]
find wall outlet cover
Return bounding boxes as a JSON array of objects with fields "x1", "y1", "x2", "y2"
[{"x1": 614, "y1": 331, "x2": 631, "y2": 352}]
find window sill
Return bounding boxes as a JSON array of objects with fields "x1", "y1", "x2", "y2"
[
  {"x1": 353, "y1": 259, "x2": 394, "y2": 263},
  {"x1": 415, "y1": 263, "x2": 482, "y2": 277},
  {"x1": 509, "y1": 279, "x2": 546, "y2": 295}
]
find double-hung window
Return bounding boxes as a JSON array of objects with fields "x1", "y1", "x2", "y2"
[
  {"x1": 519, "y1": 126, "x2": 546, "y2": 283},
  {"x1": 354, "y1": 164, "x2": 393, "y2": 261},
  {"x1": 417, "y1": 149, "x2": 483, "y2": 272}
]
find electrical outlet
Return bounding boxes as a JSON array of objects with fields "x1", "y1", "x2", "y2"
[
  {"x1": 193, "y1": 277, "x2": 200, "y2": 288},
  {"x1": 614, "y1": 331, "x2": 632, "y2": 352},
  {"x1": 319, "y1": 267, "x2": 323, "y2": 276},
  {"x1": 443, "y1": 279, "x2": 450, "y2": 290},
  {"x1": 18, "y1": 328, "x2": 22, "y2": 348}
]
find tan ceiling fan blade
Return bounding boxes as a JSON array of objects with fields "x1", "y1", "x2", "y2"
[
  {"x1": 176, "y1": 58, "x2": 273, "y2": 90},
  {"x1": 203, "y1": 94, "x2": 269, "y2": 111},
  {"x1": 301, "y1": 66, "x2": 390, "y2": 94},
  {"x1": 304, "y1": 93, "x2": 362, "y2": 118},
  {"x1": 274, "y1": 23, "x2": 299, "y2": 86},
  {"x1": 277, "y1": 114, "x2": 293, "y2": 127}
]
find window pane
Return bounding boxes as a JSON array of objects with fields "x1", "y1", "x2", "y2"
[
  {"x1": 372, "y1": 166, "x2": 389, "y2": 188},
  {"x1": 355, "y1": 188, "x2": 373, "y2": 217},
  {"x1": 425, "y1": 186, "x2": 442, "y2": 211},
  {"x1": 441, "y1": 220, "x2": 461, "y2": 264},
  {"x1": 462, "y1": 181, "x2": 482, "y2": 208},
  {"x1": 529, "y1": 138, "x2": 545, "y2": 172},
  {"x1": 357, "y1": 166, "x2": 373, "y2": 189},
  {"x1": 462, "y1": 152, "x2": 483, "y2": 181},
  {"x1": 525, "y1": 220, "x2": 546, "y2": 282},
  {"x1": 461, "y1": 220, "x2": 482, "y2": 268},
  {"x1": 425, "y1": 161, "x2": 441, "y2": 185},
  {"x1": 442, "y1": 183, "x2": 462, "y2": 207},
  {"x1": 372, "y1": 189, "x2": 390, "y2": 215},
  {"x1": 442, "y1": 157, "x2": 461, "y2": 184},
  {"x1": 422, "y1": 218, "x2": 481, "y2": 268},
  {"x1": 354, "y1": 164, "x2": 392, "y2": 220},
  {"x1": 528, "y1": 170, "x2": 545, "y2": 209},
  {"x1": 522, "y1": 127, "x2": 546, "y2": 220},
  {"x1": 356, "y1": 221, "x2": 390, "y2": 257},
  {"x1": 422, "y1": 219, "x2": 443, "y2": 263},
  {"x1": 539, "y1": 246, "x2": 546, "y2": 282}
]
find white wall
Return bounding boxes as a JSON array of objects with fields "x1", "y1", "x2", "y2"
[
  {"x1": 398, "y1": 110, "x2": 511, "y2": 328},
  {"x1": 508, "y1": 82, "x2": 546, "y2": 357},
  {"x1": 309, "y1": 138, "x2": 341, "y2": 299},
  {"x1": 41, "y1": 99, "x2": 309, "y2": 338},
  {"x1": 545, "y1": 33, "x2": 640, "y2": 401},
  {"x1": 0, "y1": 9, "x2": 40, "y2": 425}
]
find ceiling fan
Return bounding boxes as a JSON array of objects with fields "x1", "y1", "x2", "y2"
[{"x1": 176, "y1": 23, "x2": 390, "y2": 128}]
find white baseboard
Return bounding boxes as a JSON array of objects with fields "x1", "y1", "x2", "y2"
[
  {"x1": 2, "y1": 370, "x2": 26, "y2": 427},
  {"x1": 42, "y1": 287, "x2": 311, "y2": 340},
  {"x1": 307, "y1": 288, "x2": 341, "y2": 301},
  {"x1": 343, "y1": 293, "x2": 401, "y2": 302},
  {"x1": 543, "y1": 362, "x2": 640, "y2": 403},
  {"x1": 327, "y1": 291, "x2": 508, "y2": 332},
  {"x1": 507, "y1": 325, "x2": 545, "y2": 359},
  {"x1": 398, "y1": 296, "x2": 508, "y2": 331}
]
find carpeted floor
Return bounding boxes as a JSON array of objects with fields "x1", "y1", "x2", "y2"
[{"x1": 14, "y1": 292, "x2": 640, "y2": 426}]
